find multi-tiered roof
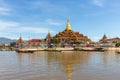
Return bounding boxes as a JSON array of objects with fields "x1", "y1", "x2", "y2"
[
  {"x1": 53, "y1": 19, "x2": 91, "y2": 43},
  {"x1": 16, "y1": 36, "x2": 24, "y2": 44}
]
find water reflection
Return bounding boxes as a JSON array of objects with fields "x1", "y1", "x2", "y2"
[
  {"x1": 46, "y1": 51, "x2": 91, "y2": 80},
  {"x1": 1, "y1": 51, "x2": 120, "y2": 80}
]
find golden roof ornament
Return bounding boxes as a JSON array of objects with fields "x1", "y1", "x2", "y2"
[
  {"x1": 66, "y1": 19, "x2": 72, "y2": 30},
  {"x1": 17, "y1": 34, "x2": 24, "y2": 44},
  {"x1": 46, "y1": 31, "x2": 51, "y2": 39},
  {"x1": 102, "y1": 33, "x2": 107, "y2": 40}
]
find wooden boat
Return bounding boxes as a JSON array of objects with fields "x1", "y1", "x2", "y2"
[
  {"x1": 16, "y1": 48, "x2": 35, "y2": 53},
  {"x1": 15, "y1": 47, "x2": 46, "y2": 53},
  {"x1": 49, "y1": 50, "x2": 62, "y2": 52},
  {"x1": 116, "y1": 51, "x2": 120, "y2": 54},
  {"x1": 16, "y1": 50, "x2": 34, "y2": 53}
]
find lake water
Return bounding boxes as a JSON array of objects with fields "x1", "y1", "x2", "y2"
[{"x1": 0, "y1": 51, "x2": 120, "y2": 80}]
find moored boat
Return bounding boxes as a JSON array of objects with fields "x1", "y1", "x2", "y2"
[
  {"x1": 116, "y1": 51, "x2": 120, "y2": 54},
  {"x1": 16, "y1": 48, "x2": 35, "y2": 53},
  {"x1": 15, "y1": 47, "x2": 46, "y2": 53},
  {"x1": 48, "y1": 50, "x2": 62, "y2": 52}
]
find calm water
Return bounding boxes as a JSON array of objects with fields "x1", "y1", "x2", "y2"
[{"x1": 0, "y1": 51, "x2": 120, "y2": 80}]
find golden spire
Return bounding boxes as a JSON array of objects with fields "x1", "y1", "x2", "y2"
[
  {"x1": 102, "y1": 33, "x2": 107, "y2": 40},
  {"x1": 66, "y1": 19, "x2": 72, "y2": 30},
  {"x1": 17, "y1": 34, "x2": 24, "y2": 44},
  {"x1": 46, "y1": 30, "x2": 51, "y2": 39}
]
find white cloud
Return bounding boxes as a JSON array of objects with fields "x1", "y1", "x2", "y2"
[
  {"x1": 20, "y1": 27, "x2": 55, "y2": 34},
  {"x1": 92, "y1": 0, "x2": 104, "y2": 7},
  {"x1": 0, "y1": 20, "x2": 57, "y2": 39},
  {"x1": 84, "y1": 12, "x2": 106, "y2": 16},
  {"x1": 0, "y1": 20, "x2": 19, "y2": 29},
  {"x1": 93, "y1": 36, "x2": 102, "y2": 41},
  {"x1": 0, "y1": 18, "x2": 62, "y2": 39},
  {"x1": 31, "y1": 0, "x2": 68, "y2": 13},
  {"x1": 0, "y1": 7, "x2": 10, "y2": 15},
  {"x1": 46, "y1": 19, "x2": 62, "y2": 26},
  {"x1": 0, "y1": 0, "x2": 11, "y2": 15}
]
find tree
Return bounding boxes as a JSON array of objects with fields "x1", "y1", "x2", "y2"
[
  {"x1": 112, "y1": 41, "x2": 117, "y2": 44},
  {"x1": 0, "y1": 44, "x2": 4, "y2": 50},
  {"x1": 10, "y1": 42, "x2": 16, "y2": 47},
  {"x1": 115, "y1": 42, "x2": 120, "y2": 47},
  {"x1": 50, "y1": 38, "x2": 60, "y2": 44}
]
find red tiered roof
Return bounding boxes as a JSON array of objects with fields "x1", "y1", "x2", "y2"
[{"x1": 27, "y1": 39, "x2": 42, "y2": 45}]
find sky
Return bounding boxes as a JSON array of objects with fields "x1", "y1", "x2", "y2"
[{"x1": 0, "y1": 0, "x2": 120, "y2": 41}]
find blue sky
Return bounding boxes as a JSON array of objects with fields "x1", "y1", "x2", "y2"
[{"x1": 0, "y1": 0, "x2": 120, "y2": 41}]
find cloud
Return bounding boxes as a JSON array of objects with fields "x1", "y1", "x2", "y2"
[
  {"x1": 93, "y1": 36, "x2": 102, "y2": 41},
  {"x1": 31, "y1": 0, "x2": 68, "y2": 13},
  {"x1": 20, "y1": 27, "x2": 56, "y2": 34},
  {"x1": 0, "y1": 7, "x2": 10, "y2": 15},
  {"x1": 84, "y1": 12, "x2": 106, "y2": 16},
  {"x1": 0, "y1": 20, "x2": 19, "y2": 29},
  {"x1": 0, "y1": 0, "x2": 11, "y2": 15},
  {"x1": 46, "y1": 19, "x2": 62, "y2": 26},
  {"x1": 92, "y1": 0, "x2": 104, "y2": 7},
  {"x1": 0, "y1": 20, "x2": 57, "y2": 39},
  {"x1": 36, "y1": 19, "x2": 63, "y2": 26}
]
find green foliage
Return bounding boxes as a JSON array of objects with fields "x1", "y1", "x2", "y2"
[
  {"x1": 10, "y1": 42, "x2": 16, "y2": 47},
  {"x1": 76, "y1": 42, "x2": 82, "y2": 44},
  {"x1": 115, "y1": 42, "x2": 120, "y2": 47},
  {"x1": 50, "y1": 38, "x2": 60, "y2": 44},
  {"x1": 0, "y1": 44, "x2": 3, "y2": 49},
  {"x1": 76, "y1": 40, "x2": 82, "y2": 44},
  {"x1": 91, "y1": 41, "x2": 96, "y2": 44},
  {"x1": 112, "y1": 41, "x2": 117, "y2": 43}
]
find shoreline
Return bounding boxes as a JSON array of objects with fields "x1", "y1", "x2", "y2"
[{"x1": 10, "y1": 47, "x2": 120, "y2": 53}]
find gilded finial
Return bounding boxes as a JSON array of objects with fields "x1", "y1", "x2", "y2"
[
  {"x1": 66, "y1": 18, "x2": 71, "y2": 30},
  {"x1": 20, "y1": 33, "x2": 22, "y2": 39},
  {"x1": 102, "y1": 33, "x2": 107, "y2": 40},
  {"x1": 46, "y1": 30, "x2": 51, "y2": 39},
  {"x1": 17, "y1": 33, "x2": 24, "y2": 44}
]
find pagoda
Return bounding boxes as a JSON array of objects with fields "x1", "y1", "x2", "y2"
[
  {"x1": 99, "y1": 34, "x2": 120, "y2": 44},
  {"x1": 101, "y1": 33, "x2": 107, "y2": 40},
  {"x1": 53, "y1": 19, "x2": 91, "y2": 44},
  {"x1": 16, "y1": 36, "x2": 24, "y2": 45},
  {"x1": 45, "y1": 31, "x2": 52, "y2": 40},
  {"x1": 99, "y1": 33, "x2": 108, "y2": 43},
  {"x1": 16, "y1": 35, "x2": 24, "y2": 48},
  {"x1": 45, "y1": 31, "x2": 52, "y2": 43}
]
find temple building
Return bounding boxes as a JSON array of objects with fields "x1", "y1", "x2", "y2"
[
  {"x1": 45, "y1": 31, "x2": 52, "y2": 44},
  {"x1": 99, "y1": 34, "x2": 120, "y2": 43},
  {"x1": 52, "y1": 19, "x2": 91, "y2": 44},
  {"x1": 16, "y1": 36, "x2": 24, "y2": 48},
  {"x1": 99, "y1": 34, "x2": 120, "y2": 47},
  {"x1": 27, "y1": 39, "x2": 42, "y2": 46},
  {"x1": 99, "y1": 33, "x2": 108, "y2": 43},
  {"x1": 16, "y1": 36, "x2": 24, "y2": 45}
]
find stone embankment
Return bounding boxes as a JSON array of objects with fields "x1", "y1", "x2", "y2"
[
  {"x1": 46, "y1": 47, "x2": 74, "y2": 51},
  {"x1": 12, "y1": 47, "x2": 120, "y2": 52},
  {"x1": 104, "y1": 47, "x2": 120, "y2": 51},
  {"x1": 75, "y1": 47, "x2": 120, "y2": 51}
]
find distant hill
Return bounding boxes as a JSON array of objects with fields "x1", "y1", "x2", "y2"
[{"x1": 0, "y1": 37, "x2": 17, "y2": 44}]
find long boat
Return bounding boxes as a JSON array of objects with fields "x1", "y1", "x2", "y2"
[
  {"x1": 16, "y1": 48, "x2": 35, "y2": 53},
  {"x1": 15, "y1": 47, "x2": 45, "y2": 53},
  {"x1": 116, "y1": 50, "x2": 120, "y2": 54}
]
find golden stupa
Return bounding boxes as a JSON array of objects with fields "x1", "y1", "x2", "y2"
[
  {"x1": 53, "y1": 19, "x2": 91, "y2": 43},
  {"x1": 16, "y1": 35, "x2": 24, "y2": 44}
]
